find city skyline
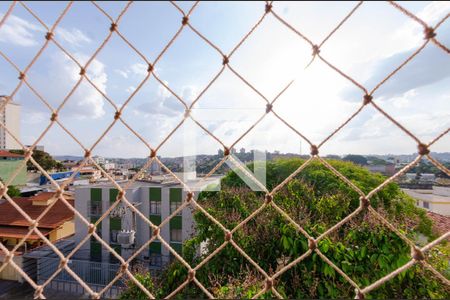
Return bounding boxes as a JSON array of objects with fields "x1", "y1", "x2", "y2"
[{"x1": 0, "y1": 1, "x2": 449, "y2": 158}]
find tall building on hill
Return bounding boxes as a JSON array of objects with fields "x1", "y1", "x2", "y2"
[{"x1": 0, "y1": 96, "x2": 21, "y2": 150}]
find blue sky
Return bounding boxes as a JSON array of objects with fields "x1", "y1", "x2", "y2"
[{"x1": 0, "y1": 1, "x2": 449, "y2": 158}]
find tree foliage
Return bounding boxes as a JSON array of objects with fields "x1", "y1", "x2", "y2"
[
  {"x1": 9, "y1": 149, "x2": 64, "y2": 171},
  {"x1": 122, "y1": 158, "x2": 449, "y2": 299},
  {"x1": 343, "y1": 154, "x2": 368, "y2": 166}
]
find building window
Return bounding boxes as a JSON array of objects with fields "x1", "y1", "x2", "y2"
[
  {"x1": 150, "y1": 201, "x2": 161, "y2": 215},
  {"x1": 91, "y1": 202, "x2": 102, "y2": 216},
  {"x1": 170, "y1": 229, "x2": 182, "y2": 242},
  {"x1": 170, "y1": 201, "x2": 182, "y2": 215},
  {"x1": 110, "y1": 217, "x2": 121, "y2": 244},
  {"x1": 423, "y1": 201, "x2": 430, "y2": 209}
]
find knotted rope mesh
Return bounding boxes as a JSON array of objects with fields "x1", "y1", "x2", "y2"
[{"x1": 0, "y1": 1, "x2": 449, "y2": 299}]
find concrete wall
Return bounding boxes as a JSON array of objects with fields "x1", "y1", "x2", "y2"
[
  {"x1": 404, "y1": 187, "x2": 450, "y2": 216},
  {"x1": 0, "y1": 255, "x2": 24, "y2": 282}
]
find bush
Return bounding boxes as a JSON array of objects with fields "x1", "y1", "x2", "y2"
[{"x1": 121, "y1": 158, "x2": 449, "y2": 298}]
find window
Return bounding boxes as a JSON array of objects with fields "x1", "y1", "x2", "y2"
[
  {"x1": 150, "y1": 201, "x2": 161, "y2": 215},
  {"x1": 91, "y1": 201, "x2": 102, "y2": 216},
  {"x1": 423, "y1": 201, "x2": 430, "y2": 209},
  {"x1": 170, "y1": 201, "x2": 182, "y2": 215},
  {"x1": 170, "y1": 229, "x2": 182, "y2": 242}
]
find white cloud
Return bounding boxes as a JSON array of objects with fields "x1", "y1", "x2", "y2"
[
  {"x1": 126, "y1": 86, "x2": 136, "y2": 93},
  {"x1": 0, "y1": 14, "x2": 43, "y2": 47},
  {"x1": 55, "y1": 27, "x2": 91, "y2": 46},
  {"x1": 115, "y1": 69, "x2": 129, "y2": 78},
  {"x1": 130, "y1": 63, "x2": 148, "y2": 76}
]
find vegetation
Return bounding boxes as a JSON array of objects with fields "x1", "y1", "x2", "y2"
[
  {"x1": 10, "y1": 149, "x2": 64, "y2": 171},
  {"x1": 122, "y1": 158, "x2": 449, "y2": 299},
  {"x1": 342, "y1": 154, "x2": 368, "y2": 166},
  {"x1": 7, "y1": 185, "x2": 21, "y2": 197}
]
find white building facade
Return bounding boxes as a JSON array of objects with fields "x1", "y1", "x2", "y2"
[
  {"x1": 73, "y1": 181, "x2": 202, "y2": 266},
  {"x1": 0, "y1": 96, "x2": 21, "y2": 150},
  {"x1": 404, "y1": 186, "x2": 450, "y2": 216}
]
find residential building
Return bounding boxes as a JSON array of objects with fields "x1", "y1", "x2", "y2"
[
  {"x1": 0, "y1": 192, "x2": 75, "y2": 281},
  {"x1": 0, "y1": 150, "x2": 26, "y2": 186},
  {"x1": 0, "y1": 96, "x2": 21, "y2": 150},
  {"x1": 403, "y1": 186, "x2": 450, "y2": 216},
  {"x1": 365, "y1": 164, "x2": 396, "y2": 177},
  {"x1": 73, "y1": 176, "x2": 220, "y2": 266}
]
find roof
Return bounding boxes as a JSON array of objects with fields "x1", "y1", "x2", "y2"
[
  {"x1": 427, "y1": 211, "x2": 450, "y2": 236},
  {"x1": 0, "y1": 226, "x2": 51, "y2": 239},
  {"x1": 0, "y1": 193, "x2": 74, "y2": 229},
  {"x1": 0, "y1": 150, "x2": 24, "y2": 158}
]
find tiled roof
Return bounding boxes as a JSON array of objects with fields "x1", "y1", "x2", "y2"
[
  {"x1": 0, "y1": 193, "x2": 74, "y2": 229},
  {"x1": 0, "y1": 150, "x2": 24, "y2": 158},
  {"x1": 0, "y1": 226, "x2": 51, "y2": 239},
  {"x1": 427, "y1": 211, "x2": 450, "y2": 236}
]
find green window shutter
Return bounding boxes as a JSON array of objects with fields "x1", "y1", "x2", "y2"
[
  {"x1": 170, "y1": 188, "x2": 182, "y2": 203},
  {"x1": 170, "y1": 242, "x2": 182, "y2": 255},
  {"x1": 109, "y1": 188, "x2": 119, "y2": 203},
  {"x1": 149, "y1": 187, "x2": 161, "y2": 202},
  {"x1": 149, "y1": 215, "x2": 161, "y2": 226},
  {"x1": 90, "y1": 241, "x2": 102, "y2": 260},
  {"x1": 170, "y1": 216, "x2": 182, "y2": 230},
  {"x1": 91, "y1": 188, "x2": 102, "y2": 202},
  {"x1": 110, "y1": 217, "x2": 121, "y2": 230},
  {"x1": 149, "y1": 241, "x2": 161, "y2": 254}
]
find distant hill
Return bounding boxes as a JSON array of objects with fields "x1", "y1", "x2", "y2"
[{"x1": 53, "y1": 155, "x2": 84, "y2": 161}]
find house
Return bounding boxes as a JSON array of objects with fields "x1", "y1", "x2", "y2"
[
  {"x1": 0, "y1": 192, "x2": 75, "y2": 281},
  {"x1": 403, "y1": 186, "x2": 450, "y2": 216}
]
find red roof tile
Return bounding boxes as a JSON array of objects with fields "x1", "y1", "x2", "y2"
[
  {"x1": 0, "y1": 150, "x2": 24, "y2": 158},
  {"x1": 0, "y1": 193, "x2": 74, "y2": 229},
  {"x1": 427, "y1": 211, "x2": 450, "y2": 236}
]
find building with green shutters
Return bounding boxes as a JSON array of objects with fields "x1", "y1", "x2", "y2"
[{"x1": 73, "y1": 177, "x2": 220, "y2": 266}]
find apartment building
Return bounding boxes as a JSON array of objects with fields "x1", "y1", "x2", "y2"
[
  {"x1": 73, "y1": 176, "x2": 220, "y2": 266},
  {"x1": 0, "y1": 96, "x2": 21, "y2": 150}
]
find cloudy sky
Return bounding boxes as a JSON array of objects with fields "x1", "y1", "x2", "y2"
[{"x1": 0, "y1": 1, "x2": 449, "y2": 158}]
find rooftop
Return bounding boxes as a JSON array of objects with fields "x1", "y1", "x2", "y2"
[{"x1": 0, "y1": 150, "x2": 24, "y2": 158}]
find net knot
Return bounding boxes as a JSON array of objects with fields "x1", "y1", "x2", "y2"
[
  {"x1": 222, "y1": 55, "x2": 229, "y2": 65},
  {"x1": 34, "y1": 286, "x2": 44, "y2": 299},
  {"x1": 308, "y1": 238, "x2": 317, "y2": 250},
  {"x1": 224, "y1": 147, "x2": 230, "y2": 156},
  {"x1": 150, "y1": 149, "x2": 157, "y2": 158},
  {"x1": 182, "y1": 16, "x2": 189, "y2": 26},
  {"x1": 224, "y1": 230, "x2": 232, "y2": 241},
  {"x1": 417, "y1": 143, "x2": 429, "y2": 155},
  {"x1": 265, "y1": 103, "x2": 273, "y2": 113},
  {"x1": 184, "y1": 109, "x2": 191, "y2": 118},
  {"x1": 120, "y1": 262, "x2": 129, "y2": 273},
  {"x1": 55, "y1": 189, "x2": 63, "y2": 198},
  {"x1": 265, "y1": 3, "x2": 272, "y2": 13},
  {"x1": 153, "y1": 227, "x2": 160, "y2": 236},
  {"x1": 59, "y1": 258, "x2": 68, "y2": 268},
  {"x1": 88, "y1": 223, "x2": 96, "y2": 234},
  {"x1": 28, "y1": 219, "x2": 38, "y2": 231},
  {"x1": 188, "y1": 269, "x2": 196, "y2": 281},
  {"x1": 118, "y1": 190, "x2": 125, "y2": 199},
  {"x1": 79, "y1": 68, "x2": 86, "y2": 76},
  {"x1": 312, "y1": 44, "x2": 320, "y2": 56},
  {"x1": 110, "y1": 23, "x2": 117, "y2": 32},
  {"x1": 18, "y1": 72, "x2": 25, "y2": 80},
  {"x1": 0, "y1": 187, "x2": 6, "y2": 197},
  {"x1": 363, "y1": 94, "x2": 372, "y2": 105},
  {"x1": 45, "y1": 32, "x2": 53, "y2": 40},
  {"x1": 50, "y1": 112, "x2": 58, "y2": 121},
  {"x1": 114, "y1": 110, "x2": 121, "y2": 120},
  {"x1": 423, "y1": 27, "x2": 436, "y2": 39},
  {"x1": 310, "y1": 145, "x2": 319, "y2": 156},
  {"x1": 355, "y1": 289, "x2": 365, "y2": 300},
  {"x1": 265, "y1": 194, "x2": 273, "y2": 204},
  {"x1": 265, "y1": 278, "x2": 273, "y2": 289},
  {"x1": 360, "y1": 196, "x2": 370, "y2": 208},
  {"x1": 84, "y1": 149, "x2": 91, "y2": 158},
  {"x1": 411, "y1": 246, "x2": 425, "y2": 261},
  {"x1": 91, "y1": 292, "x2": 100, "y2": 299},
  {"x1": 24, "y1": 149, "x2": 33, "y2": 159},
  {"x1": 147, "y1": 63, "x2": 154, "y2": 73},
  {"x1": 187, "y1": 191, "x2": 194, "y2": 202},
  {"x1": 4, "y1": 252, "x2": 13, "y2": 263}
]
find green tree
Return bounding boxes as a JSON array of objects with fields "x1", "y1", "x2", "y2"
[
  {"x1": 7, "y1": 185, "x2": 21, "y2": 197},
  {"x1": 10, "y1": 149, "x2": 59, "y2": 171},
  {"x1": 122, "y1": 159, "x2": 449, "y2": 299}
]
